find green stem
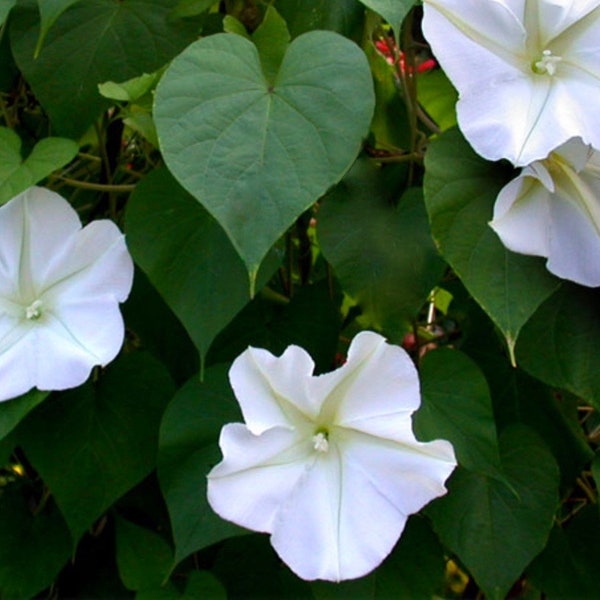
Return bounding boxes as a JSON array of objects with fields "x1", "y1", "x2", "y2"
[
  {"x1": 49, "y1": 174, "x2": 136, "y2": 192},
  {"x1": 399, "y1": 9, "x2": 419, "y2": 186}
]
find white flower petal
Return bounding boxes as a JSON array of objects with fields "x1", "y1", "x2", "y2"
[
  {"x1": 42, "y1": 221, "x2": 134, "y2": 304},
  {"x1": 544, "y1": 159, "x2": 600, "y2": 285},
  {"x1": 337, "y1": 429, "x2": 457, "y2": 517},
  {"x1": 456, "y1": 71, "x2": 560, "y2": 166},
  {"x1": 0, "y1": 310, "x2": 106, "y2": 397},
  {"x1": 207, "y1": 423, "x2": 312, "y2": 533},
  {"x1": 17, "y1": 318, "x2": 100, "y2": 392},
  {"x1": 423, "y1": 0, "x2": 526, "y2": 81},
  {"x1": 210, "y1": 332, "x2": 457, "y2": 581},
  {"x1": 0, "y1": 187, "x2": 80, "y2": 300},
  {"x1": 553, "y1": 136, "x2": 593, "y2": 172},
  {"x1": 545, "y1": 194, "x2": 600, "y2": 285},
  {"x1": 313, "y1": 331, "x2": 420, "y2": 429},
  {"x1": 548, "y1": 71, "x2": 600, "y2": 153},
  {"x1": 491, "y1": 139, "x2": 600, "y2": 286},
  {"x1": 423, "y1": 0, "x2": 600, "y2": 165},
  {"x1": 0, "y1": 318, "x2": 36, "y2": 399},
  {"x1": 551, "y1": 2, "x2": 600, "y2": 48},
  {"x1": 490, "y1": 172, "x2": 552, "y2": 257},
  {"x1": 229, "y1": 345, "x2": 319, "y2": 435},
  {"x1": 270, "y1": 430, "x2": 455, "y2": 582},
  {"x1": 0, "y1": 187, "x2": 134, "y2": 401},
  {"x1": 45, "y1": 298, "x2": 126, "y2": 366}
]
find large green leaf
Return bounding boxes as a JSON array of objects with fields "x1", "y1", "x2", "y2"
[
  {"x1": 318, "y1": 160, "x2": 444, "y2": 339},
  {"x1": 11, "y1": 0, "x2": 201, "y2": 137},
  {"x1": 0, "y1": 127, "x2": 78, "y2": 203},
  {"x1": 415, "y1": 347, "x2": 502, "y2": 476},
  {"x1": 423, "y1": 128, "x2": 560, "y2": 358},
  {"x1": 0, "y1": 482, "x2": 71, "y2": 599},
  {"x1": 517, "y1": 285, "x2": 600, "y2": 410},
  {"x1": 158, "y1": 365, "x2": 244, "y2": 567},
  {"x1": 428, "y1": 425, "x2": 559, "y2": 600},
  {"x1": 126, "y1": 168, "x2": 279, "y2": 362},
  {"x1": 115, "y1": 516, "x2": 173, "y2": 592},
  {"x1": 450, "y1": 278, "x2": 592, "y2": 488},
  {"x1": 18, "y1": 352, "x2": 176, "y2": 542},
  {"x1": 154, "y1": 29, "x2": 375, "y2": 278}
]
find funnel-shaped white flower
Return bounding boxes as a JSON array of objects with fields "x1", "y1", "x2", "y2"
[
  {"x1": 0, "y1": 187, "x2": 134, "y2": 401},
  {"x1": 490, "y1": 138, "x2": 600, "y2": 286},
  {"x1": 207, "y1": 331, "x2": 457, "y2": 582},
  {"x1": 422, "y1": 0, "x2": 600, "y2": 166}
]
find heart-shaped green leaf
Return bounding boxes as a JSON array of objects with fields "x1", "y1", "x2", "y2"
[
  {"x1": 0, "y1": 127, "x2": 78, "y2": 204},
  {"x1": 517, "y1": 285, "x2": 600, "y2": 410},
  {"x1": 18, "y1": 353, "x2": 175, "y2": 543},
  {"x1": 115, "y1": 516, "x2": 173, "y2": 592},
  {"x1": 126, "y1": 168, "x2": 280, "y2": 362},
  {"x1": 452, "y1": 280, "x2": 593, "y2": 487},
  {"x1": 415, "y1": 347, "x2": 502, "y2": 476},
  {"x1": 158, "y1": 365, "x2": 244, "y2": 567},
  {"x1": 428, "y1": 424, "x2": 559, "y2": 600},
  {"x1": 423, "y1": 128, "x2": 560, "y2": 359},
  {"x1": 154, "y1": 29, "x2": 375, "y2": 278},
  {"x1": 318, "y1": 160, "x2": 445, "y2": 338}
]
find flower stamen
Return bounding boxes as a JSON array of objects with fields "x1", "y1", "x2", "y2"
[
  {"x1": 25, "y1": 299, "x2": 43, "y2": 320},
  {"x1": 312, "y1": 431, "x2": 329, "y2": 453},
  {"x1": 533, "y1": 49, "x2": 562, "y2": 76}
]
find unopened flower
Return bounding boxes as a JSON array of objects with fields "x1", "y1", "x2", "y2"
[
  {"x1": 422, "y1": 0, "x2": 600, "y2": 166},
  {"x1": 490, "y1": 138, "x2": 600, "y2": 286},
  {"x1": 0, "y1": 187, "x2": 134, "y2": 401},
  {"x1": 207, "y1": 331, "x2": 457, "y2": 582}
]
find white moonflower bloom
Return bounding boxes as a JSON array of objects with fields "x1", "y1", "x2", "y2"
[
  {"x1": 490, "y1": 137, "x2": 600, "y2": 286},
  {"x1": 0, "y1": 187, "x2": 134, "y2": 401},
  {"x1": 207, "y1": 331, "x2": 457, "y2": 582},
  {"x1": 422, "y1": 0, "x2": 600, "y2": 166}
]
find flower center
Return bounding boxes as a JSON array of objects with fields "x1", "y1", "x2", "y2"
[
  {"x1": 312, "y1": 430, "x2": 329, "y2": 453},
  {"x1": 25, "y1": 299, "x2": 44, "y2": 320},
  {"x1": 532, "y1": 49, "x2": 562, "y2": 76}
]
